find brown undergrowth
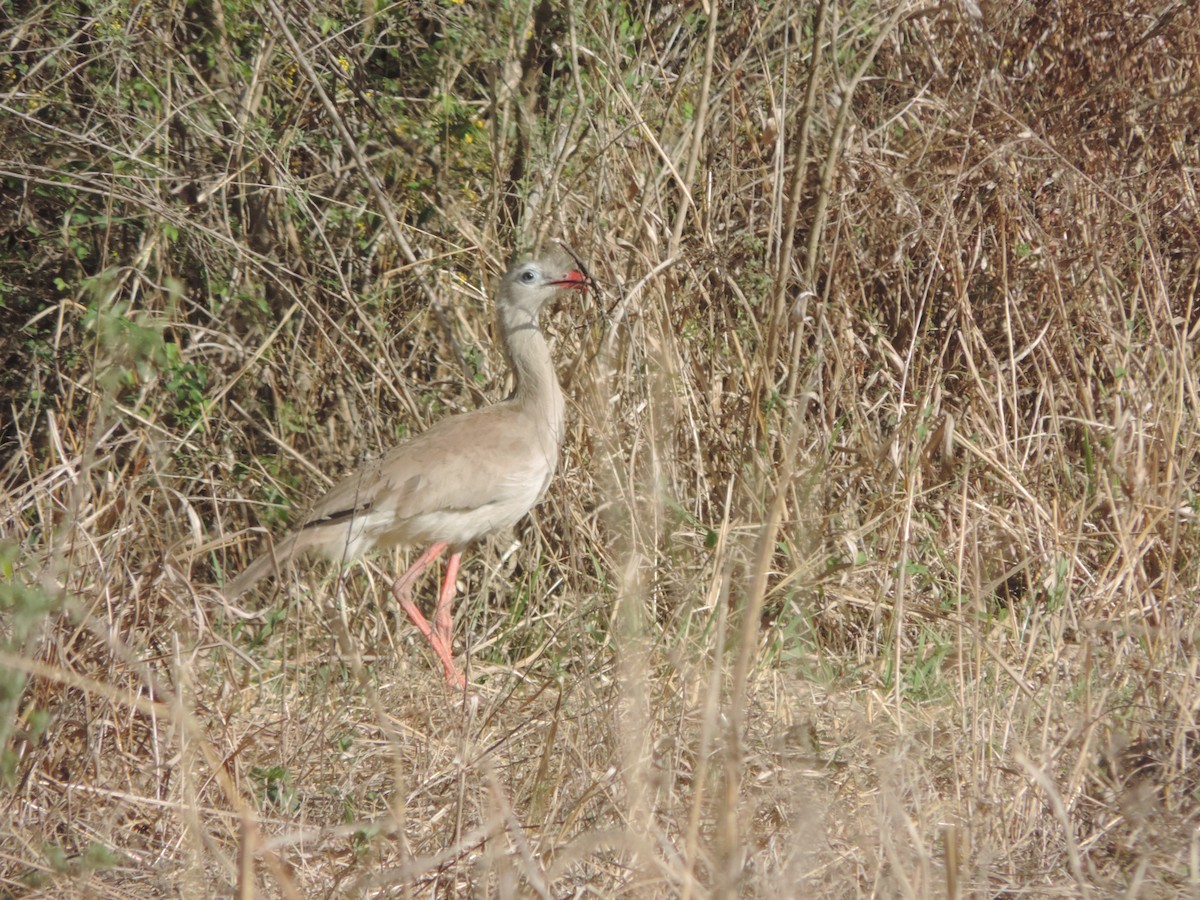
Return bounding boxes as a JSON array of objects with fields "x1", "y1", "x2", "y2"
[{"x1": 2, "y1": 0, "x2": 1199, "y2": 896}]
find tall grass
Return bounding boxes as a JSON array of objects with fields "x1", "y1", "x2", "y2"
[{"x1": 2, "y1": 0, "x2": 1199, "y2": 896}]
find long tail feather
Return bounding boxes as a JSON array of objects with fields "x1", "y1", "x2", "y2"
[{"x1": 222, "y1": 532, "x2": 301, "y2": 599}]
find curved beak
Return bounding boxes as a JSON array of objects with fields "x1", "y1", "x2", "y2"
[{"x1": 550, "y1": 270, "x2": 591, "y2": 291}]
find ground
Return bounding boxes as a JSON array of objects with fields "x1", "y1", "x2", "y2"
[{"x1": 2, "y1": 1, "x2": 1199, "y2": 896}]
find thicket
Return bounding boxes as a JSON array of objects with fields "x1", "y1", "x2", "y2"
[{"x1": 2, "y1": 1, "x2": 1198, "y2": 896}]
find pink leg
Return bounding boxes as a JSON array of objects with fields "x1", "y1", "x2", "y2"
[
  {"x1": 391, "y1": 544, "x2": 465, "y2": 689},
  {"x1": 434, "y1": 551, "x2": 461, "y2": 651}
]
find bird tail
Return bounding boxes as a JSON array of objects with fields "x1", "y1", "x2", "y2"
[{"x1": 221, "y1": 532, "x2": 301, "y2": 600}]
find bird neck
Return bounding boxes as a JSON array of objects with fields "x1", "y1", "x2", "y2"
[{"x1": 502, "y1": 313, "x2": 564, "y2": 440}]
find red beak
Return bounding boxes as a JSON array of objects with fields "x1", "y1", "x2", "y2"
[{"x1": 550, "y1": 270, "x2": 590, "y2": 290}]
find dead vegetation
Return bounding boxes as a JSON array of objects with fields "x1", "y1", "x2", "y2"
[{"x1": 2, "y1": 0, "x2": 1199, "y2": 896}]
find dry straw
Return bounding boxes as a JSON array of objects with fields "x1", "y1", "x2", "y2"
[{"x1": 2, "y1": 0, "x2": 1199, "y2": 896}]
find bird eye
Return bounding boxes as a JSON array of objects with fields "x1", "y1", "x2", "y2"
[{"x1": 520, "y1": 269, "x2": 536, "y2": 283}]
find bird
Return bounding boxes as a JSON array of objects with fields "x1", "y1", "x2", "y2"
[{"x1": 222, "y1": 249, "x2": 590, "y2": 688}]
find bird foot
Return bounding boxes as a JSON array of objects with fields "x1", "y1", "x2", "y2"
[{"x1": 444, "y1": 665, "x2": 467, "y2": 690}]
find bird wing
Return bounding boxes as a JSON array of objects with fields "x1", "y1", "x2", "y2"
[{"x1": 302, "y1": 403, "x2": 555, "y2": 533}]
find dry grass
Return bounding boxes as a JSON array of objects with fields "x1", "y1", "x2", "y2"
[{"x1": 2, "y1": 0, "x2": 1199, "y2": 896}]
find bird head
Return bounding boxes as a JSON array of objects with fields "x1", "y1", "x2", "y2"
[{"x1": 497, "y1": 250, "x2": 590, "y2": 327}]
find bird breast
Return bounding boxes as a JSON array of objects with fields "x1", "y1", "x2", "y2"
[
  {"x1": 364, "y1": 407, "x2": 559, "y2": 550},
  {"x1": 394, "y1": 479, "x2": 548, "y2": 548}
]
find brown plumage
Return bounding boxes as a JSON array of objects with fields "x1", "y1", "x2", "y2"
[{"x1": 223, "y1": 251, "x2": 589, "y2": 687}]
